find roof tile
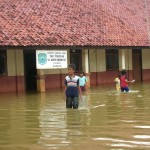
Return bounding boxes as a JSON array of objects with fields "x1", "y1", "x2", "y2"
[{"x1": 0, "y1": 0, "x2": 150, "y2": 46}]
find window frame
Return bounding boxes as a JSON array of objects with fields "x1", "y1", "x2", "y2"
[{"x1": 0, "y1": 50, "x2": 7, "y2": 76}]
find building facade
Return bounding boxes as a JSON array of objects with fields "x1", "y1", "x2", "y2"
[
  {"x1": 0, "y1": 48, "x2": 150, "y2": 92},
  {"x1": 0, "y1": 0, "x2": 150, "y2": 92}
]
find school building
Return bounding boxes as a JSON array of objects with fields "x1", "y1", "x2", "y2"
[{"x1": 0, "y1": 0, "x2": 150, "y2": 93}]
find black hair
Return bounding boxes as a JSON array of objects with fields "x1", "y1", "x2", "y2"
[
  {"x1": 121, "y1": 69, "x2": 126, "y2": 75},
  {"x1": 68, "y1": 64, "x2": 76, "y2": 71},
  {"x1": 80, "y1": 71, "x2": 84, "y2": 74}
]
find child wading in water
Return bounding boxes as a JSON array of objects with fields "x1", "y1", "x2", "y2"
[
  {"x1": 120, "y1": 69, "x2": 135, "y2": 92},
  {"x1": 64, "y1": 64, "x2": 82, "y2": 109},
  {"x1": 79, "y1": 72, "x2": 87, "y2": 93},
  {"x1": 114, "y1": 74, "x2": 121, "y2": 90}
]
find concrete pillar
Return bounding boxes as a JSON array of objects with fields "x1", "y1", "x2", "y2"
[
  {"x1": 84, "y1": 49, "x2": 91, "y2": 89},
  {"x1": 121, "y1": 49, "x2": 126, "y2": 70},
  {"x1": 85, "y1": 49, "x2": 89, "y2": 73},
  {"x1": 37, "y1": 69, "x2": 46, "y2": 92}
]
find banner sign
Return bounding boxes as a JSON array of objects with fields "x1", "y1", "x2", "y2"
[{"x1": 36, "y1": 50, "x2": 67, "y2": 69}]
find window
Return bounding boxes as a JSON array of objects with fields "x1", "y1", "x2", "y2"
[
  {"x1": 70, "y1": 49, "x2": 82, "y2": 72},
  {"x1": 106, "y1": 49, "x2": 119, "y2": 70},
  {"x1": 0, "y1": 50, "x2": 7, "y2": 75}
]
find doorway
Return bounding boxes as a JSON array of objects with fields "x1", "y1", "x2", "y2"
[
  {"x1": 24, "y1": 50, "x2": 37, "y2": 91},
  {"x1": 70, "y1": 49, "x2": 82, "y2": 72},
  {"x1": 132, "y1": 49, "x2": 142, "y2": 82}
]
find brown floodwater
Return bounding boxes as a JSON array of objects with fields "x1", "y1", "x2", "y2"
[{"x1": 0, "y1": 83, "x2": 150, "y2": 150}]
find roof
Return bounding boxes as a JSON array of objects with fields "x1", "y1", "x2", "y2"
[{"x1": 0, "y1": 0, "x2": 150, "y2": 47}]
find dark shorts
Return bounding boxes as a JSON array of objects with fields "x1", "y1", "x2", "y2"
[
  {"x1": 66, "y1": 97, "x2": 79, "y2": 109},
  {"x1": 80, "y1": 86, "x2": 86, "y2": 92},
  {"x1": 121, "y1": 87, "x2": 129, "y2": 92}
]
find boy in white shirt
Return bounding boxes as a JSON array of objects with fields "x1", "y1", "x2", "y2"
[{"x1": 64, "y1": 64, "x2": 82, "y2": 109}]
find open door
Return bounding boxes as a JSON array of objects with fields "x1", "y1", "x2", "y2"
[
  {"x1": 24, "y1": 50, "x2": 37, "y2": 91},
  {"x1": 132, "y1": 49, "x2": 142, "y2": 82},
  {"x1": 70, "y1": 49, "x2": 82, "y2": 72}
]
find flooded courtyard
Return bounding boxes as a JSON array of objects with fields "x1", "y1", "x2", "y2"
[{"x1": 0, "y1": 83, "x2": 150, "y2": 150}]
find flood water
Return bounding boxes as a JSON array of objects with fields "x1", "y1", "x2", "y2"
[{"x1": 0, "y1": 83, "x2": 150, "y2": 150}]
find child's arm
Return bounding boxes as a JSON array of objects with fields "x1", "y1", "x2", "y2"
[
  {"x1": 125, "y1": 79, "x2": 135, "y2": 83},
  {"x1": 85, "y1": 76, "x2": 87, "y2": 84},
  {"x1": 63, "y1": 86, "x2": 66, "y2": 101},
  {"x1": 64, "y1": 86, "x2": 66, "y2": 95},
  {"x1": 78, "y1": 85, "x2": 82, "y2": 100},
  {"x1": 77, "y1": 78, "x2": 82, "y2": 100},
  {"x1": 64, "y1": 79, "x2": 67, "y2": 100}
]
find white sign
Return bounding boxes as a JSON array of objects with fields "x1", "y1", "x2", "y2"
[{"x1": 36, "y1": 50, "x2": 67, "y2": 69}]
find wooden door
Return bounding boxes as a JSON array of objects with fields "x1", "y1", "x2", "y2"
[
  {"x1": 24, "y1": 50, "x2": 37, "y2": 91},
  {"x1": 132, "y1": 49, "x2": 142, "y2": 82}
]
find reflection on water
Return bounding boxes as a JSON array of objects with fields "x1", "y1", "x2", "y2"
[{"x1": 0, "y1": 83, "x2": 150, "y2": 150}]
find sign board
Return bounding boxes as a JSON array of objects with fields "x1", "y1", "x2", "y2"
[{"x1": 36, "y1": 50, "x2": 67, "y2": 69}]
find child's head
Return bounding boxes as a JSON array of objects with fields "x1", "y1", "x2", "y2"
[
  {"x1": 121, "y1": 69, "x2": 126, "y2": 75},
  {"x1": 68, "y1": 64, "x2": 76, "y2": 75},
  {"x1": 79, "y1": 71, "x2": 84, "y2": 77}
]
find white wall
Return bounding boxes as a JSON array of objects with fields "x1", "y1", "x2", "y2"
[
  {"x1": 142, "y1": 49, "x2": 150, "y2": 69},
  {"x1": 119, "y1": 49, "x2": 132, "y2": 70},
  {"x1": 7, "y1": 49, "x2": 24, "y2": 76},
  {"x1": 89, "y1": 49, "x2": 106, "y2": 72}
]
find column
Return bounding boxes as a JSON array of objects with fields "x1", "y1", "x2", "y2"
[
  {"x1": 37, "y1": 69, "x2": 46, "y2": 92},
  {"x1": 84, "y1": 49, "x2": 91, "y2": 89},
  {"x1": 121, "y1": 49, "x2": 126, "y2": 70}
]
